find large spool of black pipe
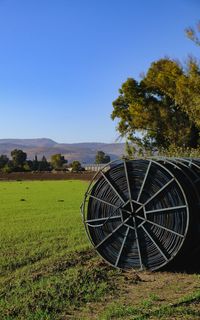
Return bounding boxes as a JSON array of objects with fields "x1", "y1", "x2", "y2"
[{"x1": 81, "y1": 158, "x2": 200, "y2": 271}]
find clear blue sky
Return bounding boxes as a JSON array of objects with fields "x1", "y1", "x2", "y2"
[{"x1": 0, "y1": 0, "x2": 199, "y2": 143}]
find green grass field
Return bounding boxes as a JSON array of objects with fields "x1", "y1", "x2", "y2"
[
  {"x1": 0, "y1": 180, "x2": 199, "y2": 320},
  {"x1": 0, "y1": 180, "x2": 89, "y2": 272}
]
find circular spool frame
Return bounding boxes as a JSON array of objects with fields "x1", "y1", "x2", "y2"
[
  {"x1": 81, "y1": 158, "x2": 189, "y2": 271},
  {"x1": 153, "y1": 156, "x2": 200, "y2": 203}
]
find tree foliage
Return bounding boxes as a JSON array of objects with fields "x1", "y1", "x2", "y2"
[
  {"x1": 32, "y1": 155, "x2": 39, "y2": 171},
  {"x1": 95, "y1": 151, "x2": 111, "y2": 164},
  {"x1": 1, "y1": 161, "x2": 14, "y2": 173},
  {"x1": 38, "y1": 156, "x2": 50, "y2": 171},
  {"x1": 51, "y1": 154, "x2": 67, "y2": 169},
  {"x1": 11, "y1": 149, "x2": 27, "y2": 168},
  {"x1": 71, "y1": 160, "x2": 82, "y2": 172},
  {"x1": 111, "y1": 58, "x2": 200, "y2": 149},
  {"x1": 185, "y1": 21, "x2": 200, "y2": 46},
  {"x1": 0, "y1": 150, "x2": 88, "y2": 173},
  {"x1": 0, "y1": 155, "x2": 9, "y2": 169}
]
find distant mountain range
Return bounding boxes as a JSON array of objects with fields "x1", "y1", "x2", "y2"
[{"x1": 0, "y1": 138, "x2": 126, "y2": 163}]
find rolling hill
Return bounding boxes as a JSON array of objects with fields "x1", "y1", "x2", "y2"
[{"x1": 0, "y1": 138, "x2": 125, "y2": 163}]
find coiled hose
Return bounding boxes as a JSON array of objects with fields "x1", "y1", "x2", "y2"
[{"x1": 81, "y1": 158, "x2": 200, "y2": 271}]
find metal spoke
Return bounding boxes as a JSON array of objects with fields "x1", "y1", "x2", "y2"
[
  {"x1": 133, "y1": 217, "x2": 143, "y2": 269},
  {"x1": 145, "y1": 205, "x2": 187, "y2": 214},
  {"x1": 86, "y1": 215, "x2": 122, "y2": 223},
  {"x1": 135, "y1": 204, "x2": 145, "y2": 214},
  {"x1": 86, "y1": 199, "x2": 124, "y2": 227},
  {"x1": 137, "y1": 216, "x2": 184, "y2": 238},
  {"x1": 120, "y1": 199, "x2": 134, "y2": 214},
  {"x1": 137, "y1": 161, "x2": 151, "y2": 202},
  {"x1": 101, "y1": 171, "x2": 125, "y2": 204},
  {"x1": 173, "y1": 158, "x2": 200, "y2": 178},
  {"x1": 87, "y1": 194, "x2": 119, "y2": 209},
  {"x1": 143, "y1": 178, "x2": 175, "y2": 207},
  {"x1": 86, "y1": 215, "x2": 122, "y2": 227},
  {"x1": 123, "y1": 160, "x2": 134, "y2": 211},
  {"x1": 115, "y1": 227, "x2": 130, "y2": 267},
  {"x1": 124, "y1": 224, "x2": 135, "y2": 230},
  {"x1": 141, "y1": 225, "x2": 168, "y2": 261},
  {"x1": 132, "y1": 199, "x2": 143, "y2": 206},
  {"x1": 95, "y1": 216, "x2": 130, "y2": 249}
]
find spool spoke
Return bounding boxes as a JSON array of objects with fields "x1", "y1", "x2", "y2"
[
  {"x1": 115, "y1": 227, "x2": 130, "y2": 267},
  {"x1": 123, "y1": 160, "x2": 134, "y2": 211},
  {"x1": 145, "y1": 205, "x2": 187, "y2": 214},
  {"x1": 137, "y1": 216, "x2": 184, "y2": 238},
  {"x1": 87, "y1": 194, "x2": 119, "y2": 209},
  {"x1": 95, "y1": 216, "x2": 130, "y2": 249},
  {"x1": 124, "y1": 224, "x2": 135, "y2": 230},
  {"x1": 86, "y1": 200, "x2": 124, "y2": 227},
  {"x1": 143, "y1": 178, "x2": 175, "y2": 207},
  {"x1": 133, "y1": 218, "x2": 143, "y2": 269},
  {"x1": 86, "y1": 215, "x2": 122, "y2": 227},
  {"x1": 132, "y1": 199, "x2": 143, "y2": 205},
  {"x1": 141, "y1": 225, "x2": 168, "y2": 261},
  {"x1": 137, "y1": 161, "x2": 151, "y2": 202},
  {"x1": 101, "y1": 171, "x2": 125, "y2": 204}
]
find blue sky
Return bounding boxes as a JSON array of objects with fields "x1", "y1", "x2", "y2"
[{"x1": 0, "y1": 0, "x2": 199, "y2": 143}]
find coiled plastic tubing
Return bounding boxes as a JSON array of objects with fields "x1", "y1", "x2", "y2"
[{"x1": 81, "y1": 158, "x2": 200, "y2": 271}]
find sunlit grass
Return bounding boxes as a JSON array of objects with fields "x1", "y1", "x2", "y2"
[
  {"x1": 0, "y1": 180, "x2": 90, "y2": 274},
  {"x1": 0, "y1": 180, "x2": 199, "y2": 320},
  {"x1": 0, "y1": 180, "x2": 113, "y2": 319}
]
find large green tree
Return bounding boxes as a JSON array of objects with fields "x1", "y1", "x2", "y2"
[
  {"x1": 175, "y1": 59, "x2": 200, "y2": 130},
  {"x1": 183, "y1": 22, "x2": 200, "y2": 128},
  {"x1": 111, "y1": 58, "x2": 200, "y2": 149},
  {"x1": 11, "y1": 149, "x2": 27, "y2": 168}
]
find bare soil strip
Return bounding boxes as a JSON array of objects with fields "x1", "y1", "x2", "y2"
[{"x1": 0, "y1": 171, "x2": 95, "y2": 181}]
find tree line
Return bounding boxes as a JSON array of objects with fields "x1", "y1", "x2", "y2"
[
  {"x1": 0, "y1": 149, "x2": 111, "y2": 173},
  {"x1": 0, "y1": 149, "x2": 82, "y2": 173}
]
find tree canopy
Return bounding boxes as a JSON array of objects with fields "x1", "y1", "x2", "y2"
[
  {"x1": 51, "y1": 154, "x2": 67, "y2": 169},
  {"x1": 11, "y1": 149, "x2": 27, "y2": 167},
  {"x1": 71, "y1": 160, "x2": 82, "y2": 172},
  {"x1": 95, "y1": 151, "x2": 110, "y2": 164},
  {"x1": 111, "y1": 58, "x2": 200, "y2": 149}
]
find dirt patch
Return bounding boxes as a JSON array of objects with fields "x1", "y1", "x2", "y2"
[
  {"x1": 0, "y1": 171, "x2": 95, "y2": 181},
  {"x1": 75, "y1": 261, "x2": 200, "y2": 319}
]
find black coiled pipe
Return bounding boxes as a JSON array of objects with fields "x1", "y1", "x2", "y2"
[{"x1": 81, "y1": 158, "x2": 200, "y2": 271}]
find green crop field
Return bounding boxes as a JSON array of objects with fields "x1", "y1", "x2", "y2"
[{"x1": 0, "y1": 180, "x2": 199, "y2": 320}]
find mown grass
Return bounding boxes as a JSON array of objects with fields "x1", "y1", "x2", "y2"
[
  {"x1": 0, "y1": 180, "x2": 89, "y2": 274},
  {"x1": 0, "y1": 180, "x2": 117, "y2": 319},
  {"x1": 0, "y1": 180, "x2": 199, "y2": 320}
]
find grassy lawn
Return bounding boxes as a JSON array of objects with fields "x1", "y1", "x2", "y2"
[
  {"x1": 0, "y1": 180, "x2": 199, "y2": 320},
  {"x1": 0, "y1": 180, "x2": 89, "y2": 272}
]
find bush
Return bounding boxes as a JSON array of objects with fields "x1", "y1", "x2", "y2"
[
  {"x1": 1, "y1": 163, "x2": 13, "y2": 173},
  {"x1": 159, "y1": 145, "x2": 200, "y2": 158}
]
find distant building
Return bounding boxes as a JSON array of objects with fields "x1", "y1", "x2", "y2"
[{"x1": 82, "y1": 163, "x2": 111, "y2": 172}]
